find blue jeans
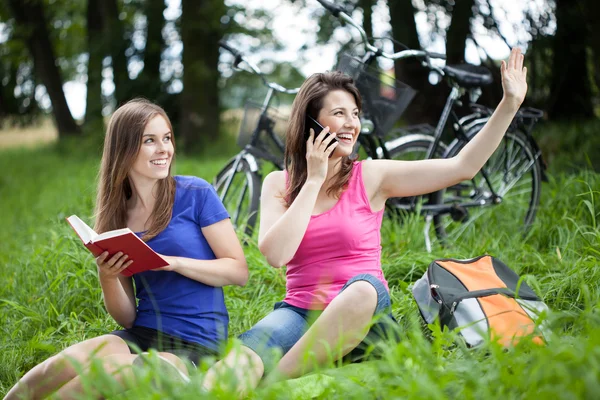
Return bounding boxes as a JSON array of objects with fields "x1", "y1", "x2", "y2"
[{"x1": 238, "y1": 273, "x2": 399, "y2": 372}]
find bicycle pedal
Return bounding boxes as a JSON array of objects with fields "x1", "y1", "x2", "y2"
[{"x1": 450, "y1": 205, "x2": 469, "y2": 222}]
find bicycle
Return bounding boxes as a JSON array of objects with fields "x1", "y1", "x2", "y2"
[
  {"x1": 316, "y1": 0, "x2": 547, "y2": 249},
  {"x1": 212, "y1": 41, "x2": 299, "y2": 237}
]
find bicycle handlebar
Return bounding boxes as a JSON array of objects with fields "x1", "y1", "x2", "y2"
[
  {"x1": 316, "y1": 1, "x2": 446, "y2": 67},
  {"x1": 315, "y1": 0, "x2": 344, "y2": 16},
  {"x1": 218, "y1": 41, "x2": 242, "y2": 64},
  {"x1": 427, "y1": 52, "x2": 447, "y2": 60},
  {"x1": 219, "y1": 41, "x2": 300, "y2": 94}
]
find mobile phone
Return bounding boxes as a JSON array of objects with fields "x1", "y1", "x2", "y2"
[{"x1": 305, "y1": 115, "x2": 338, "y2": 148}]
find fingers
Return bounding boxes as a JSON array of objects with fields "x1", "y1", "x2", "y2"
[
  {"x1": 97, "y1": 252, "x2": 133, "y2": 275},
  {"x1": 96, "y1": 251, "x2": 109, "y2": 265},
  {"x1": 306, "y1": 128, "x2": 315, "y2": 151},
  {"x1": 321, "y1": 131, "x2": 338, "y2": 150},
  {"x1": 325, "y1": 140, "x2": 339, "y2": 156},
  {"x1": 509, "y1": 48, "x2": 519, "y2": 70},
  {"x1": 507, "y1": 48, "x2": 525, "y2": 71},
  {"x1": 314, "y1": 126, "x2": 331, "y2": 146},
  {"x1": 517, "y1": 53, "x2": 524, "y2": 71},
  {"x1": 310, "y1": 126, "x2": 338, "y2": 155}
]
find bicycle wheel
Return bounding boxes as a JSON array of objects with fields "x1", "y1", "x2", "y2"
[
  {"x1": 431, "y1": 129, "x2": 542, "y2": 243},
  {"x1": 213, "y1": 157, "x2": 261, "y2": 237}
]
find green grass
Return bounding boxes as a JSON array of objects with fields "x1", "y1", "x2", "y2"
[{"x1": 1, "y1": 126, "x2": 599, "y2": 399}]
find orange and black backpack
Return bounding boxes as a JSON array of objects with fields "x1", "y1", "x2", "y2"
[{"x1": 412, "y1": 255, "x2": 549, "y2": 347}]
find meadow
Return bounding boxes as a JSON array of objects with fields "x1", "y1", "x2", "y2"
[{"x1": 0, "y1": 121, "x2": 599, "y2": 399}]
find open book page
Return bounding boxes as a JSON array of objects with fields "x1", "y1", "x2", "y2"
[
  {"x1": 67, "y1": 214, "x2": 168, "y2": 275},
  {"x1": 95, "y1": 228, "x2": 133, "y2": 242},
  {"x1": 66, "y1": 215, "x2": 97, "y2": 244}
]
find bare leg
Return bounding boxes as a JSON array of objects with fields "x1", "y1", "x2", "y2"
[
  {"x1": 52, "y1": 354, "x2": 138, "y2": 400},
  {"x1": 3, "y1": 335, "x2": 130, "y2": 400},
  {"x1": 202, "y1": 345, "x2": 264, "y2": 396},
  {"x1": 53, "y1": 352, "x2": 189, "y2": 400},
  {"x1": 276, "y1": 281, "x2": 377, "y2": 379}
]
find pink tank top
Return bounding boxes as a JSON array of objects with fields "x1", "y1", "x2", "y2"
[{"x1": 283, "y1": 161, "x2": 388, "y2": 310}]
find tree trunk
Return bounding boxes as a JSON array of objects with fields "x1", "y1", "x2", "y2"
[
  {"x1": 359, "y1": 0, "x2": 374, "y2": 39},
  {"x1": 445, "y1": 0, "x2": 474, "y2": 64},
  {"x1": 179, "y1": 0, "x2": 225, "y2": 153},
  {"x1": 388, "y1": 0, "x2": 438, "y2": 124},
  {"x1": 85, "y1": 0, "x2": 104, "y2": 128},
  {"x1": 137, "y1": 0, "x2": 166, "y2": 102},
  {"x1": 100, "y1": 0, "x2": 131, "y2": 107},
  {"x1": 388, "y1": 0, "x2": 426, "y2": 90},
  {"x1": 548, "y1": 0, "x2": 594, "y2": 120},
  {"x1": 584, "y1": 0, "x2": 600, "y2": 91},
  {"x1": 0, "y1": 79, "x2": 7, "y2": 118},
  {"x1": 7, "y1": 0, "x2": 80, "y2": 136}
]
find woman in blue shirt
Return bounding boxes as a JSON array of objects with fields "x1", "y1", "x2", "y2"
[{"x1": 4, "y1": 99, "x2": 248, "y2": 400}]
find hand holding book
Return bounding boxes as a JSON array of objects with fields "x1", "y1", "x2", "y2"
[
  {"x1": 67, "y1": 215, "x2": 169, "y2": 277},
  {"x1": 96, "y1": 251, "x2": 134, "y2": 278}
]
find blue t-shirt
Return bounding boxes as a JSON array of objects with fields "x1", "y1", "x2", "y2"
[{"x1": 133, "y1": 175, "x2": 230, "y2": 352}]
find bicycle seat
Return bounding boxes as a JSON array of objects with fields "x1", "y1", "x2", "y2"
[{"x1": 444, "y1": 64, "x2": 493, "y2": 88}]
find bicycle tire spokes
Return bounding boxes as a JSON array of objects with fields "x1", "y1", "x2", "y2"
[
  {"x1": 213, "y1": 158, "x2": 261, "y2": 237},
  {"x1": 432, "y1": 130, "x2": 542, "y2": 243},
  {"x1": 232, "y1": 178, "x2": 249, "y2": 225}
]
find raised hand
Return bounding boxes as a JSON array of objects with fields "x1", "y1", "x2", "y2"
[
  {"x1": 501, "y1": 48, "x2": 528, "y2": 106},
  {"x1": 305, "y1": 127, "x2": 338, "y2": 185}
]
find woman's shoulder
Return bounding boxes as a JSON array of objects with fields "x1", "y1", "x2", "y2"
[
  {"x1": 264, "y1": 170, "x2": 286, "y2": 186},
  {"x1": 360, "y1": 159, "x2": 379, "y2": 176},
  {"x1": 263, "y1": 170, "x2": 286, "y2": 193},
  {"x1": 174, "y1": 175, "x2": 211, "y2": 191}
]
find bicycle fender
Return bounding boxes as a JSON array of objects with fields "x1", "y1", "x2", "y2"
[
  {"x1": 223, "y1": 153, "x2": 260, "y2": 173},
  {"x1": 384, "y1": 133, "x2": 437, "y2": 152},
  {"x1": 243, "y1": 153, "x2": 260, "y2": 172}
]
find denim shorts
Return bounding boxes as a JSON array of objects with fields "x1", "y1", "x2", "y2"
[{"x1": 238, "y1": 273, "x2": 399, "y2": 371}]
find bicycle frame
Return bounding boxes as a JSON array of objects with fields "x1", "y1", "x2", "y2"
[
  {"x1": 218, "y1": 86, "x2": 288, "y2": 202},
  {"x1": 353, "y1": 45, "x2": 502, "y2": 213}
]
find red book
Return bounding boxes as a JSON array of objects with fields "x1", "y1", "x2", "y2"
[{"x1": 66, "y1": 215, "x2": 168, "y2": 277}]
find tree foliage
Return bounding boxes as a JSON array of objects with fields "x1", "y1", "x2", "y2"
[{"x1": 0, "y1": 0, "x2": 598, "y2": 145}]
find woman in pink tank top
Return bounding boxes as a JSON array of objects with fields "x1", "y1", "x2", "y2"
[{"x1": 205, "y1": 48, "x2": 529, "y2": 394}]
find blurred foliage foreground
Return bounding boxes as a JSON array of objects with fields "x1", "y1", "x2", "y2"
[{"x1": 0, "y1": 121, "x2": 599, "y2": 399}]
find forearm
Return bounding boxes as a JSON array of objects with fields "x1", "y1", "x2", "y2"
[
  {"x1": 98, "y1": 275, "x2": 136, "y2": 328},
  {"x1": 169, "y1": 257, "x2": 248, "y2": 287},
  {"x1": 258, "y1": 180, "x2": 321, "y2": 267},
  {"x1": 455, "y1": 97, "x2": 521, "y2": 178}
]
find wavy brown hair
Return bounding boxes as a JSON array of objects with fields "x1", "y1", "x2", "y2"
[
  {"x1": 283, "y1": 71, "x2": 362, "y2": 207},
  {"x1": 94, "y1": 98, "x2": 176, "y2": 241}
]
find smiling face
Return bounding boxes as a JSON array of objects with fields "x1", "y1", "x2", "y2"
[
  {"x1": 129, "y1": 115, "x2": 174, "y2": 184},
  {"x1": 316, "y1": 89, "x2": 361, "y2": 158}
]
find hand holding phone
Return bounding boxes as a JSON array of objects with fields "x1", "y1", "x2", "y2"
[{"x1": 305, "y1": 115, "x2": 338, "y2": 149}]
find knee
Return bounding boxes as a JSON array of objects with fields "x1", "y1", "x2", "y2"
[
  {"x1": 220, "y1": 345, "x2": 264, "y2": 380},
  {"x1": 156, "y1": 352, "x2": 188, "y2": 375},
  {"x1": 204, "y1": 346, "x2": 264, "y2": 392},
  {"x1": 89, "y1": 335, "x2": 130, "y2": 356},
  {"x1": 341, "y1": 281, "x2": 378, "y2": 313}
]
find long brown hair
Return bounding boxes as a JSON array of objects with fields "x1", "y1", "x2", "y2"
[
  {"x1": 94, "y1": 98, "x2": 176, "y2": 241},
  {"x1": 283, "y1": 71, "x2": 362, "y2": 207}
]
